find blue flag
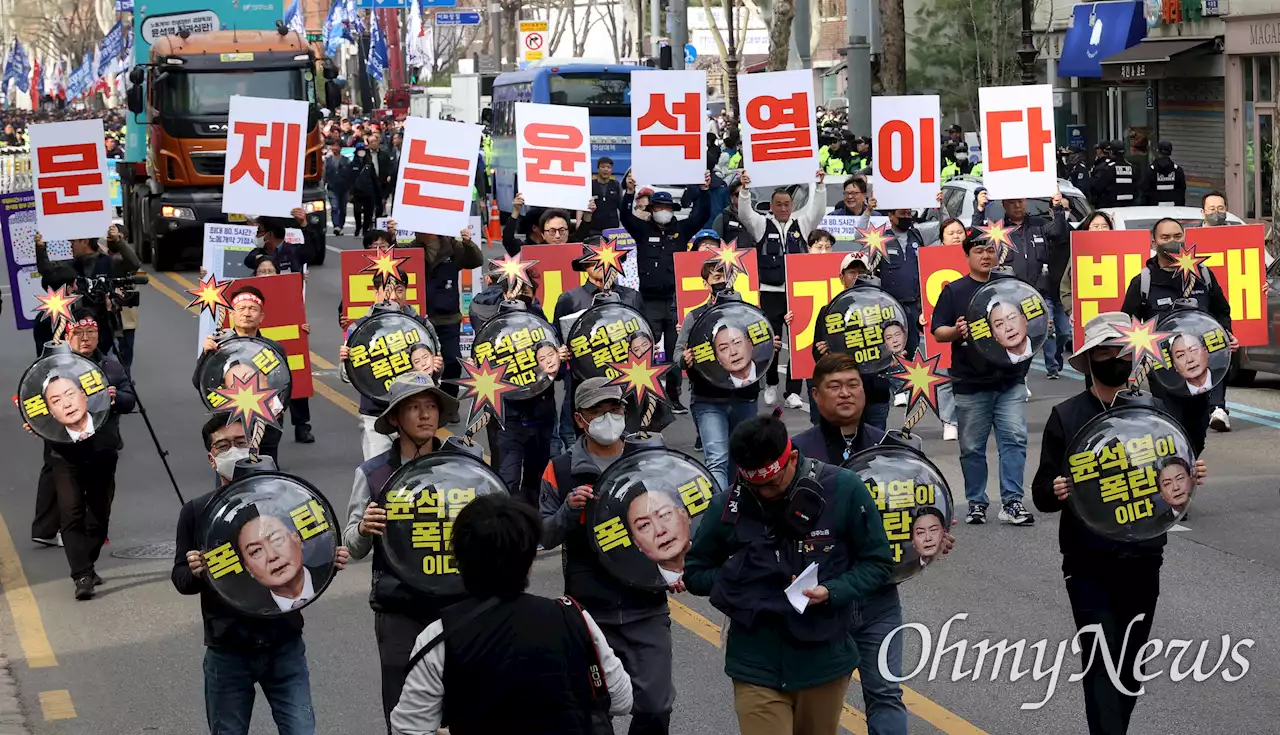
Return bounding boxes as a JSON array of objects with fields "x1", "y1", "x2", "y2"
[
  {"x1": 4, "y1": 40, "x2": 31, "y2": 93},
  {"x1": 99, "y1": 21, "x2": 125, "y2": 77},
  {"x1": 115, "y1": 0, "x2": 134, "y2": 11},
  {"x1": 284, "y1": 0, "x2": 306, "y2": 36},
  {"x1": 324, "y1": 1, "x2": 346, "y2": 56},
  {"x1": 367, "y1": 10, "x2": 389, "y2": 82}
]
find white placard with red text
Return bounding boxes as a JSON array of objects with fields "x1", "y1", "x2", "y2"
[
  {"x1": 28, "y1": 119, "x2": 112, "y2": 240},
  {"x1": 222, "y1": 95, "x2": 309, "y2": 217},
  {"x1": 515, "y1": 102, "x2": 592, "y2": 211},
  {"x1": 392, "y1": 116, "x2": 481, "y2": 237},
  {"x1": 631, "y1": 70, "x2": 707, "y2": 186},
  {"x1": 737, "y1": 70, "x2": 819, "y2": 189},
  {"x1": 872, "y1": 95, "x2": 940, "y2": 210},
  {"x1": 977, "y1": 85, "x2": 1057, "y2": 199}
]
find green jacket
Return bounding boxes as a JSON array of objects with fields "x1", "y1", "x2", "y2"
[{"x1": 685, "y1": 457, "x2": 894, "y2": 691}]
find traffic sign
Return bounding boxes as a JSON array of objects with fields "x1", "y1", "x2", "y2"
[
  {"x1": 520, "y1": 20, "x2": 547, "y2": 64},
  {"x1": 355, "y1": 0, "x2": 408, "y2": 7},
  {"x1": 685, "y1": 44, "x2": 697, "y2": 64},
  {"x1": 422, "y1": 0, "x2": 458, "y2": 6},
  {"x1": 435, "y1": 11, "x2": 482, "y2": 26}
]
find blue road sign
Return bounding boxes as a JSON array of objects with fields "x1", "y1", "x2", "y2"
[
  {"x1": 685, "y1": 44, "x2": 697, "y2": 64},
  {"x1": 356, "y1": 0, "x2": 408, "y2": 7},
  {"x1": 435, "y1": 11, "x2": 481, "y2": 25}
]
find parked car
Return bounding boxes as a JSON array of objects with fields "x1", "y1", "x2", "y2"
[
  {"x1": 1097, "y1": 206, "x2": 1245, "y2": 231},
  {"x1": 919, "y1": 175, "x2": 1091, "y2": 244}
]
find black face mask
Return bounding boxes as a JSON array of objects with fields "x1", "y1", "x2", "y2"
[
  {"x1": 1090, "y1": 356, "x2": 1132, "y2": 388},
  {"x1": 709, "y1": 282, "x2": 728, "y2": 297},
  {"x1": 894, "y1": 217, "x2": 914, "y2": 230}
]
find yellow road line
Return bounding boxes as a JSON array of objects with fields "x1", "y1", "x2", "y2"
[
  {"x1": 39, "y1": 689, "x2": 76, "y2": 720},
  {"x1": 142, "y1": 269, "x2": 190, "y2": 309},
  {"x1": 0, "y1": 511, "x2": 57, "y2": 668}
]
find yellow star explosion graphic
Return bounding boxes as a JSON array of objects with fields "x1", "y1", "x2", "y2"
[
  {"x1": 889, "y1": 352, "x2": 950, "y2": 417},
  {"x1": 489, "y1": 253, "x2": 538, "y2": 289},
  {"x1": 35, "y1": 285, "x2": 80, "y2": 329},
  {"x1": 185, "y1": 275, "x2": 232, "y2": 319},
  {"x1": 606, "y1": 348, "x2": 672, "y2": 406},
  {"x1": 974, "y1": 219, "x2": 1020, "y2": 255},
  {"x1": 582, "y1": 238, "x2": 627, "y2": 282},
  {"x1": 361, "y1": 245, "x2": 410, "y2": 283},
  {"x1": 1170, "y1": 244, "x2": 1210, "y2": 293},
  {"x1": 454, "y1": 358, "x2": 519, "y2": 428},
  {"x1": 213, "y1": 373, "x2": 282, "y2": 432},
  {"x1": 708, "y1": 240, "x2": 748, "y2": 281},
  {"x1": 855, "y1": 223, "x2": 892, "y2": 263},
  {"x1": 1106, "y1": 317, "x2": 1173, "y2": 365}
]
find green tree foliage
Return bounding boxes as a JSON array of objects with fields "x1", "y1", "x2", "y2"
[{"x1": 907, "y1": 0, "x2": 1025, "y2": 122}]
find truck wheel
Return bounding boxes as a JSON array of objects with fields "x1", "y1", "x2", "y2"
[{"x1": 139, "y1": 233, "x2": 153, "y2": 264}]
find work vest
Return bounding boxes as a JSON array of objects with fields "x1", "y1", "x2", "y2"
[
  {"x1": 941, "y1": 161, "x2": 959, "y2": 182},
  {"x1": 727, "y1": 150, "x2": 742, "y2": 170},
  {"x1": 756, "y1": 217, "x2": 807, "y2": 287},
  {"x1": 876, "y1": 229, "x2": 923, "y2": 304},
  {"x1": 426, "y1": 246, "x2": 465, "y2": 317}
]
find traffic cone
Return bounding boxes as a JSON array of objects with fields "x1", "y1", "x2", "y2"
[{"x1": 486, "y1": 198, "x2": 501, "y2": 246}]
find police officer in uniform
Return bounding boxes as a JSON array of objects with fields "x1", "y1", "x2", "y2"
[
  {"x1": 1064, "y1": 145, "x2": 1092, "y2": 203},
  {"x1": 940, "y1": 143, "x2": 980, "y2": 181},
  {"x1": 684, "y1": 415, "x2": 894, "y2": 735},
  {"x1": 711, "y1": 176, "x2": 747, "y2": 245},
  {"x1": 1120, "y1": 218, "x2": 1236, "y2": 455},
  {"x1": 1141, "y1": 141, "x2": 1187, "y2": 206},
  {"x1": 1091, "y1": 140, "x2": 1137, "y2": 208}
]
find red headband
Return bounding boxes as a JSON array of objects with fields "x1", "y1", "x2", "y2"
[
  {"x1": 739, "y1": 438, "x2": 793, "y2": 482},
  {"x1": 232, "y1": 292, "x2": 263, "y2": 307},
  {"x1": 68, "y1": 317, "x2": 98, "y2": 331}
]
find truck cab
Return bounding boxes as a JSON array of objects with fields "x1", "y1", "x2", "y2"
[{"x1": 125, "y1": 27, "x2": 337, "y2": 270}]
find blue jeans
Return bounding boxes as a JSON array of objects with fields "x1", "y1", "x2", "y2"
[
  {"x1": 327, "y1": 189, "x2": 348, "y2": 229},
  {"x1": 1042, "y1": 296, "x2": 1072, "y2": 374},
  {"x1": 936, "y1": 369, "x2": 956, "y2": 426},
  {"x1": 853, "y1": 585, "x2": 908, "y2": 735},
  {"x1": 553, "y1": 373, "x2": 577, "y2": 457},
  {"x1": 952, "y1": 383, "x2": 1028, "y2": 506},
  {"x1": 203, "y1": 637, "x2": 315, "y2": 735},
  {"x1": 691, "y1": 399, "x2": 758, "y2": 491}
]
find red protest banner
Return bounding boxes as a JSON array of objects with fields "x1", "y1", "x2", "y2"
[
  {"x1": 785, "y1": 253, "x2": 846, "y2": 379},
  {"x1": 674, "y1": 250, "x2": 760, "y2": 324},
  {"x1": 1187, "y1": 223, "x2": 1269, "y2": 346},
  {"x1": 1070, "y1": 230, "x2": 1149, "y2": 347},
  {"x1": 221, "y1": 273, "x2": 313, "y2": 399},
  {"x1": 340, "y1": 248, "x2": 427, "y2": 322},
  {"x1": 522, "y1": 243, "x2": 586, "y2": 323},
  {"x1": 918, "y1": 245, "x2": 969, "y2": 369}
]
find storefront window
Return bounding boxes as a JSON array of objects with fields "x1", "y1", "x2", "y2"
[
  {"x1": 1245, "y1": 57, "x2": 1254, "y2": 103},
  {"x1": 1262, "y1": 113, "x2": 1274, "y2": 220},
  {"x1": 1262, "y1": 61, "x2": 1274, "y2": 103},
  {"x1": 1245, "y1": 103, "x2": 1256, "y2": 219}
]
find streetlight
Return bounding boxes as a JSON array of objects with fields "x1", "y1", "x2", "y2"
[{"x1": 1017, "y1": 0, "x2": 1038, "y2": 85}]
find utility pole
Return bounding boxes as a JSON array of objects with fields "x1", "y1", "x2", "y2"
[
  {"x1": 489, "y1": 1, "x2": 503, "y2": 71},
  {"x1": 792, "y1": 0, "x2": 812, "y2": 70},
  {"x1": 726, "y1": 0, "x2": 740, "y2": 120},
  {"x1": 670, "y1": 0, "x2": 687, "y2": 70},
  {"x1": 1017, "y1": 0, "x2": 1038, "y2": 85},
  {"x1": 844, "y1": 0, "x2": 871, "y2": 136},
  {"x1": 651, "y1": 0, "x2": 663, "y2": 56}
]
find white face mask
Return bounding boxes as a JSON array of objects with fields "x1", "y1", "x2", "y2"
[
  {"x1": 254, "y1": 235, "x2": 265, "y2": 248},
  {"x1": 956, "y1": 152, "x2": 969, "y2": 161},
  {"x1": 585, "y1": 412, "x2": 627, "y2": 445},
  {"x1": 652, "y1": 210, "x2": 674, "y2": 225},
  {"x1": 214, "y1": 446, "x2": 251, "y2": 480}
]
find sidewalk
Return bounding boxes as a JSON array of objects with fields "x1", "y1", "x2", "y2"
[{"x1": 0, "y1": 653, "x2": 31, "y2": 735}]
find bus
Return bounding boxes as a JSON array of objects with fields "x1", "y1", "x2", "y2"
[{"x1": 491, "y1": 62, "x2": 649, "y2": 215}]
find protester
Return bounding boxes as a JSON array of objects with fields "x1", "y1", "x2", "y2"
[
  {"x1": 540, "y1": 378, "x2": 674, "y2": 734},
  {"x1": 351, "y1": 142, "x2": 382, "y2": 236},
  {"x1": 711, "y1": 175, "x2": 746, "y2": 245},
  {"x1": 1059, "y1": 211, "x2": 1116, "y2": 319},
  {"x1": 685, "y1": 415, "x2": 893, "y2": 735},
  {"x1": 590, "y1": 156, "x2": 623, "y2": 234},
  {"x1": 1199, "y1": 191, "x2": 1236, "y2": 433},
  {"x1": 931, "y1": 235, "x2": 1035, "y2": 526},
  {"x1": 342, "y1": 373, "x2": 466, "y2": 731},
  {"x1": 34, "y1": 231, "x2": 133, "y2": 352},
  {"x1": 830, "y1": 177, "x2": 874, "y2": 217},
  {"x1": 413, "y1": 227, "x2": 484, "y2": 399},
  {"x1": 175, "y1": 414, "x2": 349, "y2": 734},
  {"x1": 880, "y1": 207, "x2": 926, "y2": 404},
  {"x1": 734, "y1": 169, "x2": 827, "y2": 408},
  {"x1": 243, "y1": 214, "x2": 305, "y2": 276},
  {"x1": 391, "y1": 493, "x2": 633, "y2": 734},
  {"x1": 1031, "y1": 312, "x2": 1208, "y2": 735},
  {"x1": 324, "y1": 139, "x2": 353, "y2": 235}
]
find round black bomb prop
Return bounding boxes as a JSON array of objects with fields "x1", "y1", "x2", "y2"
[
  {"x1": 566, "y1": 302, "x2": 655, "y2": 381},
  {"x1": 344, "y1": 310, "x2": 441, "y2": 402},
  {"x1": 588, "y1": 448, "x2": 719, "y2": 591},
  {"x1": 1065, "y1": 405, "x2": 1196, "y2": 542},
  {"x1": 686, "y1": 300, "x2": 775, "y2": 390},
  {"x1": 196, "y1": 472, "x2": 339, "y2": 617},
  {"x1": 964, "y1": 277, "x2": 1049, "y2": 367},
  {"x1": 378, "y1": 451, "x2": 508, "y2": 595},
  {"x1": 470, "y1": 309, "x2": 564, "y2": 400},
  {"x1": 843, "y1": 444, "x2": 954, "y2": 583},
  {"x1": 1150, "y1": 309, "x2": 1230, "y2": 398},
  {"x1": 18, "y1": 347, "x2": 113, "y2": 444},
  {"x1": 824, "y1": 285, "x2": 909, "y2": 374},
  {"x1": 197, "y1": 336, "x2": 292, "y2": 413}
]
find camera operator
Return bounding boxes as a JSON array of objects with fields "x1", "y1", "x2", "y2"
[
  {"x1": 104, "y1": 224, "x2": 143, "y2": 368},
  {"x1": 34, "y1": 229, "x2": 140, "y2": 358},
  {"x1": 23, "y1": 307, "x2": 135, "y2": 601}
]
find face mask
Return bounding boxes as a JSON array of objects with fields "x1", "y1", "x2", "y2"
[
  {"x1": 585, "y1": 412, "x2": 626, "y2": 445},
  {"x1": 214, "y1": 446, "x2": 251, "y2": 480},
  {"x1": 1205, "y1": 211, "x2": 1228, "y2": 227},
  {"x1": 357, "y1": 151, "x2": 366, "y2": 158},
  {"x1": 709, "y1": 282, "x2": 728, "y2": 297},
  {"x1": 895, "y1": 216, "x2": 914, "y2": 229},
  {"x1": 956, "y1": 152, "x2": 969, "y2": 161},
  {"x1": 1156, "y1": 239, "x2": 1183, "y2": 255},
  {"x1": 652, "y1": 210, "x2": 674, "y2": 225},
  {"x1": 1090, "y1": 356, "x2": 1132, "y2": 388},
  {"x1": 253, "y1": 235, "x2": 265, "y2": 248}
]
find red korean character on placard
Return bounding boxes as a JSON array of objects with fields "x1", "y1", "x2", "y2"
[
  {"x1": 522, "y1": 123, "x2": 588, "y2": 186},
  {"x1": 229, "y1": 121, "x2": 302, "y2": 192},
  {"x1": 986, "y1": 107, "x2": 1053, "y2": 174},
  {"x1": 37, "y1": 143, "x2": 104, "y2": 215},
  {"x1": 745, "y1": 92, "x2": 812, "y2": 161},
  {"x1": 637, "y1": 92, "x2": 702, "y2": 159},
  {"x1": 401, "y1": 138, "x2": 469, "y2": 213}
]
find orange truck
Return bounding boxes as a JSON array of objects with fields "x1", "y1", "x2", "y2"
[{"x1": 124, "y1": 26, "x2": 339, "y2": 269}]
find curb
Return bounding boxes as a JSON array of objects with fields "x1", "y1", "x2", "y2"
[{"x1": 0, "y1": 655, "x2": 32, "y2": 735}]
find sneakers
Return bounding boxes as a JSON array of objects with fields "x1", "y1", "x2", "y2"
[
  {"x1": 999, "y1": 500, "x2": 1035, "y2": 526},
  {"x1": 764, "y1": 386, "x2": 778, "y2": 406},
  {"x1": 670, "y1": 399, "x2": 689, "y2": 415},
  {"x1": 1025, "y1": 386, "x2": 1033, "y2": 401},
  {"x1": 893, "y1": 393, "x2": 908, "y2": 407},
  {"x1": 694, "y1": 435, "x2": 703, "y2": 451},
  {"x1": 965, "y1": 503, "x2": 987, "y2": 525},
  {"x1": 1046, "y1": 371, "x2": 1060, "y2": 380},
  {"x1": 91, "y1": 573, "x2": 104, "y2": 587},
  {"x1": 295, "y1": 425, "x2": 315, "y2": 444},
  {"x1": 333, "y1": 227, "x2": 342, "y2": 236},
  {"x1": 1210, "y1": 407, "x2": 1231, "y2": 432},
  {"x1": 74, "y1": 576, "x2": 95, "y2": 601},
  {"x1": 32, "y1": 533, "x2": 62, "y2": 548},
  {"x1": 942, "y1": 423, "x2": 958, "y2": 441},
  {"x1": 785, "y1": 393, "x2": 803, "y2": 409}
]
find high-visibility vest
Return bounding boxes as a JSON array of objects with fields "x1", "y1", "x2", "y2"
[
  {"x1": 941, "y1": 161, "x2": 960, "y2": 182},
  {"x1": 728, "y1": 150, "x2": 742, "y2": 170}
]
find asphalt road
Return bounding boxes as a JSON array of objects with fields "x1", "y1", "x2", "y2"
[{"x1": 0, "y1": 229, "x2": 1278, "y2": 734}]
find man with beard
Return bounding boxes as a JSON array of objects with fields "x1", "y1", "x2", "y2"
[{"x1": 1032, "y1": 312, "x2": 1208, "y2": 735}]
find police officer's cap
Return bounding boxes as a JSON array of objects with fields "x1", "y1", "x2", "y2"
[
  {"x1": 947, "y1": 124, "x2": 963, "y2": 134},
  {"x1": 1157, "y1": 140, "x2": 1173, "y2": 155},
  {"x1": 1109, "y1": 140, "x2": 1126, "y2": 154}
]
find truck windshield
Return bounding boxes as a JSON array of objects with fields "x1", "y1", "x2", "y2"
[
  {"x1": 548, "y1": 73, "x2": 630, "y2": 117},
  {"x1": 161, "y1": 70, "x2": 304, "y2": 116}
]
